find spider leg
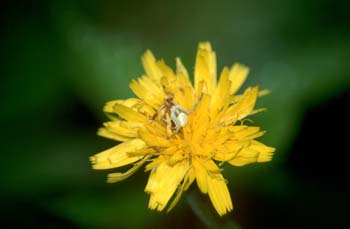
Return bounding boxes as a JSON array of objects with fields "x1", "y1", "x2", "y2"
[{"x1": 188, "y1": 94, "x2": 203, "y2": 114}]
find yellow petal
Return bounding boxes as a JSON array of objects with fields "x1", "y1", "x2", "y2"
[
  {"x1": 250, "y1": 140, "x2": 275, "y2": 162},
  {"x1": 144, "y1": 120, "x2": 168, "y2": 137},
  {"x1": 157, "y1": 59, "x2": 176, "y2": 82},
  {"x1": 129, "y1": 78, "x2": 164, "y2": 108},
  {"x1": 138, "y1": 103, "x2": 157, "y2": 117},
  {"x1": 228, "y1": 140, "x2": 275, "y2": 166},
  {"x1": 193, "y1": 158, "x2": 208, "y2": 194},
  {"x1": 104, "y1": 120, "x2": 141, "y2": 138},
  {"x1": 140, "y1": 75, "x2": 164, "y2": 96},
  {"x1": 194, "y1": 42, "x2": 217, "y2": 95},
  {"x1": 195, "y1": 160, "x2": 233, "y2": 216},
  {"x1": 228, "y1": 147, "x2": 259, "y2": 166},
  {"x1": 103, "y1": 98, "x2": 140, "y2": 113},
  {"x1": 174, "y1": 85, "x2": 194, "y2": 111},
  {"x1": 228, "y1": 126, "x2": 264, "y2": 140},
  {"x1": 213, "y1": 143, "x2": 243, "y2": 162},
  {"x1": 166, "y1": 179, "x2": 186, "y2": 213},
  {"x1": 127, "y1": 147, "x2": 157, "y2": 157},
  {"x1": 167, "y1": 151, "x2": 185, "y2": 166},
  {"x1": 258, "y1": 89, "x2": 271, "y2": 97},
  {"x1": 190, "y1": 94, "x2": 211, "y2": 143},
  {"x1": 159, "y1": 76, "x2": 176, "y2": 96},
  {"x1": 129, "y1": 79, "x2": 149, "y2": 103},
  {"x1": 207, "y1": 170, "x2": 233, "y2": 216},
  {"x1": 176, "y1": 57, "x2": 190, "y2": 83},
  {"x1": 249, "y1": 108, "x2": 267, "y2": 116},
  {"x1": 142, "y1": 50, "x2": 162, "y2": 82},
  {"x1": 107, "y1": 155, "x2": 150, "y2": 183},
  {"x1": 145, "y1": 160, "x2": 188, "y2": 211},
  {"x1": 175, "y1": 58, "x2": 194, "y2": 108},
  {"x1": 160, "y1": 146, "x2": 178, "y2": 156},
  {"x1": 205, "y1": 127, "x2": 231, "y2": 144},
  {"x1": 144, "y1": 156, "x2": 164, "y2": 172},
  {"x1": 104, "y1": 98, "x2": 156, "y2": 119},
  {"x1": 220, "y1": 86, "x2": 259, "y2": 125},
  {"x1": 138, "y1": 128, "x2": 171, "y2": 148},
  {"x1": 211, "y1": 67, "x2": 231, "y2": 116},
  {"x1": 229, "y1": 88, "x2": 271, "y2": 104},
  {"x1": 183, "y1": 168, "x2": 195, "y2": 191},
  {"x1": 166, "y1": 168, "x2": 195, "y2": 213},
  {"x1": 228, "y1": 63, "x2": 249, "y2": 95},
  {"x1": 90, "y1": 139, "x2": 145, "y2": 169},
  {"x1": 97, "y1": 127, "x2": 130, "y2": 142},
  {"x1": 113, "y1": 103, "x2": 146, "y2": 123}
]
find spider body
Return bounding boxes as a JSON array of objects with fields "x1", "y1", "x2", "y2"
[{"x1": 154, "y1": 93, "x2": 202, "y2": 134}]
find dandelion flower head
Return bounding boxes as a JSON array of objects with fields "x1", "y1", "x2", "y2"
[{"x1": 90, "y1": 42, "x2": 275, "y2": 216}]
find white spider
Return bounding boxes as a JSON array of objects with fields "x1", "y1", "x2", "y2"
[
  {"x1": 169, "y1": 95, "x2": 203, "y2": 133},
  {"x1": 170, "y1": 105, "x2": 189, "y2": 133}
]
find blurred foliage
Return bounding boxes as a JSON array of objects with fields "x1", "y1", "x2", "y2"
[{"x1": 1, "y1": 0, "x2": 349, "y2": 228}]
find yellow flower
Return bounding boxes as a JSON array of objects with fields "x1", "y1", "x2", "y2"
[{"x1": 90, "y1": 42, "x2": 275, "y2": 216}]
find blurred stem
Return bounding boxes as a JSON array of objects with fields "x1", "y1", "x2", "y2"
[{"x1": 186, "y1": 188, "x2": 241, "y2": 229}]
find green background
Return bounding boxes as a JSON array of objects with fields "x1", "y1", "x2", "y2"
[{"x1": 1, "y1": 0, "x2": 349, "y2": 227}]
